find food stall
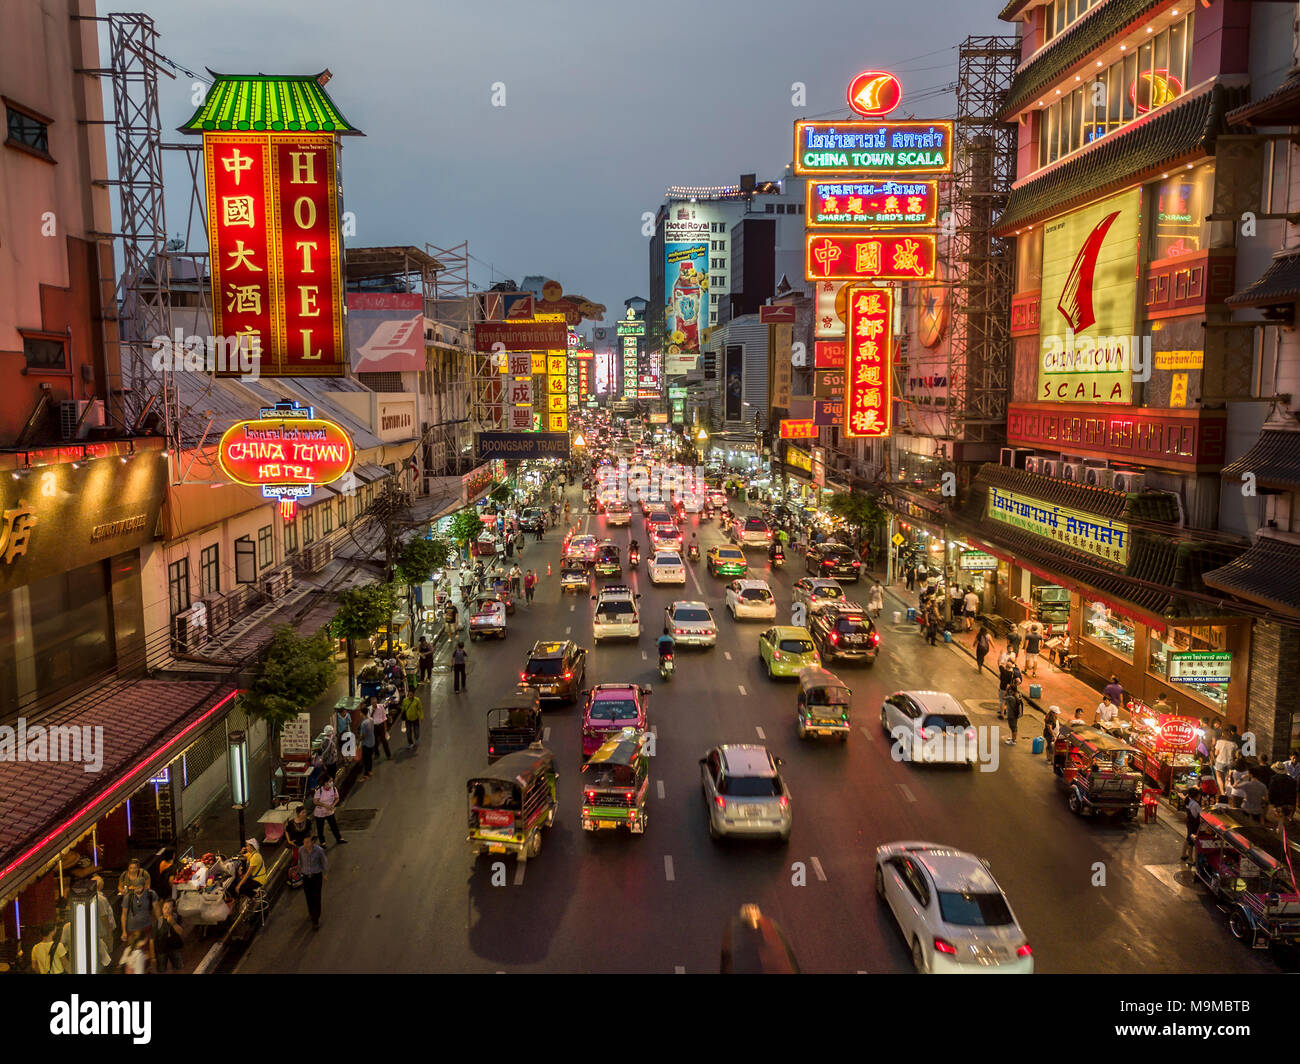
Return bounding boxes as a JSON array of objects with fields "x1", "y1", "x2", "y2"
[{"x1": 1127, "y1": 708, "x2": 1206, "y2": 796}]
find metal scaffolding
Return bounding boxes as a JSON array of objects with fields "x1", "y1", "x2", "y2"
[
  {"x1": 435, "y1": 240, "x2": 500, "y2": 436},
  {"x1": 943, "y1": 34, "x2": 1018, "y2": 446}
]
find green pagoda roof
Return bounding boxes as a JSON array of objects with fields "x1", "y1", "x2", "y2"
[{"x1": 180, "y1": 71, "x2": 363, "y2": 135}]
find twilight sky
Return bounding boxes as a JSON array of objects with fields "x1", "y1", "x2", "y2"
[{"x1": 124, "y1": 0, "x2": 1007, "y2": 322}]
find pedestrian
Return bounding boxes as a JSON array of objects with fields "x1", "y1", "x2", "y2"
[
  {"x1": 1006, "y1": 623, "x2": 1022, "y2": 663},
  {"x1": 510, "y1": 563, "x2": 523, "y2": 596},
  {"x1": 1285, "y1": 751, "x2": 1300, "y2": 781},
  {"x1": 153, "y1": 898, "x2": 184, "y2": 974},
  {"x1": 297, "y1": 833, "x2": 328, "y2": 931},
  {"x1": 975, "y1": 627, "x2": 991, "y2": 673},
  {"x1": 359, "y1": 712, "x2": 376, "y2": 780},
  {"x1": 444, "y1": 600, "x2": 460, "y2": 642},
  {"x1": 867, "y1": 580, "x2": 884, "y2": 619},
  {"x1": 119, "y1": 931, "x2": 149, "y2": 974},
  {"x1": 997, "y1": 655, "x2": 1022, "y2": 718},
  {"x1": 1227, "y1": 758, "x2": 1252, "y2": 808},
  {"x1": 285, "y1": 803, "x2": 312, "y2": 867},
  {"x1": 1023, "y1": 622, "x2": 1043, "y2": 677},
  {"x1": 1004, "y1": 683, "x2": 1022, "y2": 746},
  {"x1": 402, "y1": 688, "x2": 424, "y2": 749},
  {"x1": 312, "y1": 777, "x2": 345, "y2": 845},
  {"x1": 905, "y1": 564, "x2": 916, "y2": 592},
  {"x1": 1212, "y1": 725, "x2": 1239, "y2": 792},
  {"x1": 319, "y1": 724, "x2": 340, "y2": 780},
  {"x1": 1102, "y1": 674, "x2": 1124, "y2": 707},
  {"x1": 1181, "y1": 787, "x2": 1203, "y2": 862},
  {"x1": 1043, "y1": 706, "x2": 1060, "y2": 761},
  {"x1": 31, "y1": 923, "x2": 69, "y2": 974},
  {"x1": 370, "y1": 697, "x2": 393, "y2": 760},
  {"x1": 117, "y1": 857, "x2": 150, "y2": 898},
  {"x1": 417, "y1": 636, "x2": 434, "y2": 684},
  {"x1": 1237, "y1": 769, "x2": 1269, "y2": 822},
  {"x1": 536, "y1": 523, "x2": 544, "y2": 542},
  {"x1": 962, "y1": 586, "x2": 980, "y2": 631},
  {"x1": 1068, "y1": 707, "x2": 1087, "y2": 726},
  {"x1": 1152, "y1": 693, "x2": 1173, "y2": 715},
  {"x1": 453, "y1": 640, "x2": 468, "y2": 692},
  {"x1": 88, "y1": 875, "x2": 115, "y2": 969},
  {"x1": 524, "y1": 568, "x2": 536, "y2": 604},
  {"x1": 505, "y1": 536, "x2": 514, "y2": 559},
  {"x1": 1095, "y1": 693, "x2": 1119, "y2": 727},
  {"x1": 516, "y1": 530, "x2": 525, "y2": 555},
  {"x1": 119, "y1": 877, "x2": 158, "y2": 947}
]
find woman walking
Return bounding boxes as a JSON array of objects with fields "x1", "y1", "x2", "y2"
[{"x1": 975, "y1": 626, "x2": 991, "y2": 673}]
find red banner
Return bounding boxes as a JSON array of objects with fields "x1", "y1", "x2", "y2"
[
  {"x1": 805, "y1": 232, "x2": 936, "y2": 282},
  {"x1": 474, "y1": 321, "x2": 569, "y2": 352},
  {"x1": 844, "y1": 286, "x2": 892, "y2": 438},
  {"x1": 814, "y1": 340, "x2": 846, "y2": 369},
  {"x1": 779, "y1": 419, "x2": 818, "y2": 440}
]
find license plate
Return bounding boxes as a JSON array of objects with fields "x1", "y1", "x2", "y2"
[
  {"x1": 541, "y1": 686, "x2": 557, "y2": 695},
  {"x1": 742, "y1": 805, "x2": 766, "y2": 817},
  {"x1": 488, "y1": 844, "x2": 506, "y2": 854}
]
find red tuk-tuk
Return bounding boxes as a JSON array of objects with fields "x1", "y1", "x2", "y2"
[
  {"x1": 1193, "y1": 808, "x2": 1300, "y2": 949},
  {"x1": 1052, "y1": 723, "x2": 1143, "y2": 819}
]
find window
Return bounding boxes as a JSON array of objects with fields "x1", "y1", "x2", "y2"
[
  {"x1": 5, "y1": 100, "x2": 52, "y2": 159},
  {"x1": 711, "y1": 257, "x2": 725, "y2": 269},
  {"x1": 322, "y1": 504, "x2": 333, "y2": 535},
  {"x1": 257, "y1": 524, "x2": 273, "y2": 569},
  {"x1": 1149, "y1": 626, "x2": 1230, "y2": 711},
  {"x1": 711, "y1": 275, "x2": 725, "y2": 289},
  {"x1": 337, "y1": 497, "x2": 347, "y2": 528},
  {"x1": 765, "y1": 203, "x2": 774, "y2": 214},
  {"x1": 285, "y1": 519, "x2": 299, "y2": 556},
  {"x1": 168, "y1": 559, "x2": 191, "y2": 617},
  {"x1": 1151, "y1": 162, "x2": 1214, "y2": 259},
  {"x1": 710, "y1": 293, "x2": 720, "y2": 305},
  {"x1": 1042, "y1": 0, "x2": 1102, "y2": 44},
  {"x1": 199, "y1": 544, "x2": 220, "y2": 597},
  {"x1": 21, "y1": 332, "x2": 68, "y2": 372},
  {"x1": 303, "y1": 508, "x2": 316, "y2": 545},
  {"x1": 1082, "y1": 601, "x2": 1134, "y2": 660}
]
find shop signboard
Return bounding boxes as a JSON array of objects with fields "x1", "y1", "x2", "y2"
[
  {"x1": 772, "y1": 323, "x2": 793, "y2": 408},
  {"x1": 666, "y1": 354, "x2": 697, "y2": 375},
  {"x1": 595, "y1": 350, "x2": 610, "y2": 393},
  {"x1": 1152, "y1": 714, "x2": 1201, "y2": 753},
  {"x1": 649, "y1": 413, "x2": 668, "y2": 424},
  {"x1": 814, "y1": 369, "x2": 845, "y2": 398},
  {"x1": 959, "y1": 551, "x2": 998, "y2": 571},
  {"x1": 664, "y1": 203, "x2": 715, "y2": 354},
  {"x1": 815, "y1": 340, "x2": 846, "y2": 369},
  {"x1": 813, "y1": 399, "x2": 844, "y2": 426},
  {"x1": 779, "y1": 419, "x2": 818, "y2": 440},
  {"x1": 281, "y1": 712, "x2": 312, "y2": 757},
  {"x1": 474, "y1": 320, "x2": 568, "y2": 352},
  {"x1": 1169, "y1": 651, "x2": 1232, "y2": 686},
  {"x1": 671, "y1": 398, "x2": 685, "y2": 424},
  {"x1": 616, "y1": 320, "x2": 646, "y2": 336},
  {"x1": 785, "y1": 446, "x2": 813, "y2": 474},
  {"x1": 548, "y1": 412, "x2": 568, "y2": 432},
  {"x1": 812, "y1": 447, "x2": 826, "y2": 488},
  {"x1": 846, "y1": 70, "x2": 904, "y2": 117},
  {"x1": 806, "y1": 233, "x2": 935, "y2": 282},
  {"x1": 477, "y1": 431, "x2": 570, "y2": 460},
  {"x1": 1005, "y1": 402, "x2": 1227, "y2": 472},
  {"x1": 987, "y1": 485, "x2": 1130, "y2": 566},
  {"x1": 844, "y1": 285, "x2": 892, "y2": 438},
  {"x1": 759, "y1": 304, "x2": 797, "y2": 324},
  {"x1": 668, "y1": 386, "x2": 688, "y2": 399},
  {"x1": 793, "y1": 120, "x2": 953, "y2": 175},
  {"x1": 203, "y1": 133, "x2": 346, "y2": 376},
  {"x1": 724, "y1": 345, "x2": 744, "y2": 422},
  {"x1": 1038, "y1": 188, "x2": 1140, "y2": 403},
  {"x1": 806, "y1": 180, "x2": 939, "y2": 227},
  {"x1": 217, "y1": 402, "x2": 354, "y2": 507},
  {"x1": 347, "y1": 293, "x2": 425, "y2": 373},
  {"x1": 815, "y1": 280, "x2": 846, "y2": 338}
]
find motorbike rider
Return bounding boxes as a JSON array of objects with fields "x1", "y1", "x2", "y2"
[
  {"x1": 629, "y1": 537, "x2": 640, "y2": 565},
  {"x1": 688, "y1": 532, "x2": 700, "y2": 560},
  {"x1": 657, "y1": 631, "x2": 676, "y2": 667}
]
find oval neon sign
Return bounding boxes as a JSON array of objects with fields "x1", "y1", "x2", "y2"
[
  {"x1": 1158, "y1": 717, "x2": 1197, "y2": 750},
  {"x1": 847, "y1": 71, "x2": 903, "y2": 117},
  {"x1": 217, "y1": 416, "x2": 355, "y2": 491}
]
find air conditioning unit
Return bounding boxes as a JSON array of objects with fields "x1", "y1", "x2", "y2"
[
  {"x1": 999, "y1": 447, "x2": 1033, "y2": 469},
  {"x1": 59, "y1": 399, "x2": 105, "y2": 441},
  {"x1": 1038, "y1": 459, "x2": 1059, "y2": 479},
  {"x1": 1083, "y1": 466, "x2": 1115, "y2": 489},
  {"x1": 302, "y1": 540, "x2": 333, "y2": 574},
  {"x1": 201, "y1": 595, "x2": 232, "y2": 635},
  {"x1": 1113, "y1": 471, "x2": 1146, "y2": 493},
  {"x1": 1023, "y1": 456, "x2": 1041, "y2": 475},
  {"x1": 261, "y1": 566, "x2": 293, "y2": 600},
  {"x1": 170, "y1": 611, "x2": 208, "y2": 655},
  {"x1": 1060, "y1": 461, "x2": 1084, "y2": 482}
]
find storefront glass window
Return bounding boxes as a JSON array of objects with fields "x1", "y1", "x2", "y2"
[
  {"x1": 1016, "y1": 226, "x2": 1043, "y2": 292},
  {"x1": 1149, "y1": 625, "x2": 1230, "y2": 710},
  {"x1": 1083, "y1": 600, "x2": 1135, "y2": 660},
  {"x1": 1151, "y1": 163, "x2": 1214, "y2": 260}
]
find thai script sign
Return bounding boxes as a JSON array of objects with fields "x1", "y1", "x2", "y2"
[
  {"x1": 987, "y1": 486, "x2": 1130, "y2": 567},
  {"x1": 794, "y1": 120, "x2": 953, "y2": 175}
]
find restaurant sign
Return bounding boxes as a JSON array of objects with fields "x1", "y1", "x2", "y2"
[
  {"x1": 785, "y1": 446, "x2": 813, "y2": 474},
  {"x1": 959, "y1": 551, "x2": 998, "y2": 571},
  {"x1": 987, "y1": 486, "x2": 1129, "y2": 567},
  {"x1": 806, "y1": 233, "x2": 936, "y2": 282},
  {"x1": 844, "y1": 285, "x2": 892, "y2": 438},
  {"x1": 807, "y1": 180, "x2": 939, "y2": 227},
  {"x1": 793, "y1": 120, "x2": 953, "y2": 175},
  {"x1": 1169, "y1": 651, "x2": 1232, "y2": 685},
  {"x1": 474, "y1": 321, "x2": 568, "y2": 352},
  {"x1": 779, "y1": 419, "x2": 818, "y2": 440},
  {"x1": 217, "y1": 402, "x2": 355, "y2": 504}
]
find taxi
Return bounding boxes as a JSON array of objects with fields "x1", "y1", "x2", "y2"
[
  {"x1": 757, "y1": 626, "x2": 821, "y2": 679},
  {"x1": 706, "y1": 545, "x2": 748, "y2": 578}
]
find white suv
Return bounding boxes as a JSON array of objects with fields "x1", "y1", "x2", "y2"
[
  {"x1": 591, "y1": 585, "x2": 641, "y2": 644},
  {"x1": 725, "y1": 578, "x2": 778, "y2": 620}
]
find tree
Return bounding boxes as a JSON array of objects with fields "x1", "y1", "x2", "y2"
[
  {"x1": 333, "y1": 584, "x2": 395, "y2": 696},
  {"x1": 448, "y1": 510, "x2": 484, "y2": 558},
  {"x1": 395, "y1": 535, "x2": 453, "y2": 645},
  {"x1": 825, "y1": 492, "x2": 887, "y2": 545},
  {"x1": 488, "y1": 482, "x2": 512, "y2": 507},
  {"x1": 241, "y1": 625, "x2": 337, "y2": 793}
]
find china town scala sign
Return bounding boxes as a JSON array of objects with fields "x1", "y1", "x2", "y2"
[{"x1": 217, "y1": 402, "x2": 354, "y2": 509}]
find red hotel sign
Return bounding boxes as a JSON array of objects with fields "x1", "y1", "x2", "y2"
[
  {"x1": 805, "y1": 233, "x2": 936, "y2": 282},
  {"x1": 474, "y1": 321, "x2": 569, "y2": 352},
  {"x1": 217, "y1": 414, "x2": 354, "y2": 495},
  {"x1": 1005, "y1": 402, "x2": 1227, "y2": 472},
  {"x1": 844, "y1": 286, "x2": 892, "y2": 438},
  {"x1": 204, "y1": 134, "x2": 345, "y2": 376}
]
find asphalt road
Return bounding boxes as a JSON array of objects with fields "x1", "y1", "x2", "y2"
[{"x1": 238, "y1": 486, "x2": 1289, "y2": 974}]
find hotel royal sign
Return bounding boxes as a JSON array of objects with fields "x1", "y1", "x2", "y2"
[
  {"x1": 183, "y1": 73, "x2": 361, "y2": 377},
  {"x1": 987, "y1": 486, "x2": 1130, "y2": 567}
]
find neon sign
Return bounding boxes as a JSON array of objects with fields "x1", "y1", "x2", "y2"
[
  {"x1": 846, "y1": 71, "x2": 903, "y2": 117},
  {"x1": 807, "y1": 180, "x2": 939, "y2": 228},
  {"x1": 844, "y1": 286, "x2": 892, "y2": 438},
  {"x1": 794, "y1": 120, "x2": 952, "y2": 175},
  {"x1": 805, "y1": 233, "x2": 936, "y2": 281},
  {"x1": 217, "y1": 402, "x2": 354, "y2": 509},
  {"x1": 1130, "y1": 69, "x2": 1182, "y2": 114}
]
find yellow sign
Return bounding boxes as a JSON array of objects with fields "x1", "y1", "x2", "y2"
[
  {"x1": 988, "y1": 486, "x2": 1128, "y2": 567},
  {"x1": 548, "y1": 412, "x2": 568, "y2": 432},
  {"x1": 785, "y1": 446, "x2": 812, "y2": 474},
  {"x1": 548, "y1": 393, "x2": 567, "y2": 413},
  {"x1": 531, "y1": 352, "x2": 547, "y2": 374},
  {"x1": 535, "y1": 313, "x2": 565, "y2": 323},
  {"x1": 1039, "y1": 188, "x2": 1139, "y2": 404},
  {"x1": 547, "y1": 354, "x2": 566, "y2": 376},
  {"x1": 1169, "y1": 372, "x2": 1188, "y2": 407},
  {"x1": 1155, "y1": 349, "x2": 1203, "y2": 370},
  {"x1": 548, "y1": 374, "x2": 566, "y2": 395},
  {"x1": 892, "y1": 533, "x2": 905, "y2": 546}
]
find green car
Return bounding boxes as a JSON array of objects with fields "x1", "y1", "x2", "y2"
[
  {"x1": 707, "y1": 546, "x2": 748, "y2": 578},
  {"x1": 758, "y1": 626, "x2": 821, "y2": 679}
]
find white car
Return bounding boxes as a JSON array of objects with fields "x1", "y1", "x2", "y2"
[
  {"x1": 605, "y1": 501, "x2": 632, "y2": 526},
  {"x1": 875, "y1": 842, "x2": 1033, "y2": 974},
  {"x1": 592, "y1": 585, "x2": 640, "y2": 643},
  {"x1": 707, "y1": 489, "x2": 727, "y2": 508},
  {"x1": 733, "y1": 515, "x2": 773, "y2": 549},
  {"x1": 648, "y1": 550, "x2": 686, "y2": 585},
  {"x1": 880, "y1": 690, "x2": 978, "y2": 766},
  {"x1": 650, "y1": 525, "x2": 682, "y2": 550},
  {"x1": 725, "y1": 579, "x2": 778, "y2": 621},
  {"x1": 663, "y1": 600, "x2": 717, "y2": 647},
  {"x1": 468, "y1": 598, "x2": 507, "y2": 640}
]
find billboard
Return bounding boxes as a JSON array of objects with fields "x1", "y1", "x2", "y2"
[
  {"x1": 806, "y1": 180, "x2": 939, "y2": 227},
  {"x1": 474, "y1": 320, "x2": 568, "y2": 352},
  {"x1": 204, "y1": 133, "x2": 346, "y2": 376},
  {"x1": 844, "y1": 285, "x2": 892, "y2": 438},
  {"x1": 347, "y1": 293, "x2": 424, "y2": 372},
  {"x1": 477, "y1": 432, "x2": 570, "y2": 460},
  {"x1": 780, "y1": 419, "x2": 818, "y2": 440},
  {"x1": 805, "y1": 233, "x2": 936, "y2": 282},
  {"x1": 793, "y1": 120, "x2": 953, "y2": 175},
  {"x1": 217, "y1": 403, "x2": 354, "y2": 500},
  {"x1": 815, "y1": 280, "x2": 846, "y2": 338},
  {"x1": 663, "y1": 202, "x2": 716, "y2": 354},
  {"x1": 724, "y1": 345, "x2": 743, "y2": 422},
  {"x1": 1038, "y1": 188, "x2": 1140, "y2": 404}
]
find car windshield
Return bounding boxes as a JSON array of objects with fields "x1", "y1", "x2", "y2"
[
  {"x1": 674, "y1": 608, "x2": 711, "y2": 622},
  {"x1": 779, "y1": 638, "x2": 815, "y2": 654},
  {"x1": 599, "y1": 548, "x2": 618, "y2": 559},
  {"x1": 562, "y1": 569, "x2": 586, "y2": 579},
  {"x1": 813, "y1": 585, "x2": 843, "y2": 599},
  {"x1": 720, "y1": 775, "x2": 781, "y2": 797},
  {"x1": 744, "y1": 518, "x2": 768, "y2": 530},
  {"x1": 742, "y1": 589, "x2": 773, "y2": 601},
  {"x1": 589, "y1": 699, "x2": 639, "y2": 721},
  {"x1": 822, "y1": 545, "x2": 853, "y2": 557},
  {"x1": 598, "y1": 602, "x2": 636, "y2": 617},
  {"x1": 835, "y1": 616, "x2": 870, "y2": 634},
  {"x1": 937, "y1": 890, "x2": 1015, "y2": 927},
  {"x1": 923, "y1": 714, "x2": 971, "y2": 730},
  {"x1": 719, "y1": 550, "x2": 743, "y2": 560},
  {"x1": 526, "y1": 658, "x2": 563, "y2": 677},
  {"x1": 655, "y1": 554, "x2": 680, "y2": 565}
]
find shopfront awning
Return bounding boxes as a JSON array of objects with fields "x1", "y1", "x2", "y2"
[
  {"x1": 0, "y1": 680, "x2": 238, "y2": 903},
  {"x1": 1203, "y1": 534, "x2": 1300, "y2": 619},
  {"x1": 1221, "y1": 427, "x2": 1300, "y2": 491},
  {"x1": 353, "y1": 464, "x2": 391, "y2": 484}
]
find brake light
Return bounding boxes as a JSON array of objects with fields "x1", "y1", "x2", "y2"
[
  {"x1": 520, "y1": 671, "x2": 527, "y2": 681},
  {"x1": 489, "y1": 745, "x2": 495, "y2": 754},
  {"x1": 823, "y1": 559, "x2": 833, "y2": 566},
  {"x1": 714, "y1": 795, "x2": 726, "y2": 809},
  {"x1": 778, "y1": 796, "x2": 789, "y2": 809},
  {"x1": 585, "y1": 790, "x2": 595, "y2": 802},
  {"x1": 1017, "y1": 943, "x2": 1033, "y2": 958},
  {"x1": 933, "y1": 938, "x2": 958, "y2": 956},
  {"x1": 564, "y1": 671, "x2": 572, "y2": 680},
  {"x1": 675, "y1": 628, "x2": 685, "y2": 635},
  {"x1": 871, "y1": 633, "x2": 880, "y2": 645},
  {"x1": 625, "y1": 792, "x2": 634, "y2": 801},
  {"x1": 830, "y1": 631, "x2": 840, "y2": 645}
]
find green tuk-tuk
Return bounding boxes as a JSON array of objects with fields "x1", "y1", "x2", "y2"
[
  {"x1": 581, "y1": 727, "x2": 650, "y2": 835},
  {"x1": 467, "y1": 744, "x2": 558, "y2": 861},
  {"x1": 795, "y1": 667, "x2": 851, "y2": 742}
]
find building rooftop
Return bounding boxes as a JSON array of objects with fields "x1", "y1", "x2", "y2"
[{"x1": 180, "y1": 71, "x2": 362, "y2": 135}]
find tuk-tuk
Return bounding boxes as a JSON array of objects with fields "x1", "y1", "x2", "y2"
[
  {"x1": 580, "y1": 727, "x2": 650, "y2": 835},
  {"x1": 594, "y1": 541, "x2": 622, "y2": 578},
  {"x1": 467, "y1": 744, "x2": 558, "y2": 862},
  {"x1": 486, "y1": 692, "x2": 542, "y2": 761},
  {"x1": 1051, "y1": 723, "x2": 1143, "y2": 818},
  {"x1": 1193, "y1": 808, "x2": 1300, "y2": 949},
  {"x1": 795, "y1": 667, "x2": 851, "y2": 741}
]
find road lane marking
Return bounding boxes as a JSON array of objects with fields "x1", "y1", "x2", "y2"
[
  {"x1": 724, "y1": 651, "x2": 732, "y2": 661},
  {"x1": 755, "y1": 725, "x2": 766, "y2": 739},
  {"x1": 565, "y1": 626, "x2": 571, "y2": 635},
  {"x1": 664, "y1": 855, "x2": 675, "y2": 881},
  {"x1": 543, "y1": 727, "x2": 551, "y2": 742},
  {"x1": 642, "y1": 651, "x2": 647, "y2": 660},
  {"x1": 514, "y1": 861, "x2": 526, "y2": 886},
  {"x1": 897, "y1": 784, "x2": 917, "y2": 803},
  {"x1": 858, "y1": 726, "x2": 874, "y2": 741},
  {"x1": 569, "y1": 603, "x2": 575, "y2": 612},
  {"x1": 738, "y1": 685, "x2": 748, "y2": 696},
  {"x1": 657, "y1": 780, "x2": 665, "y2": 800},
  {"x1": 810, "y1": 856, "x2": 827, "y2": 882}
]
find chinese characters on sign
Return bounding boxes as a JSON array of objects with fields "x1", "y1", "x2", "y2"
[
  {"x1": 203, "y1": 134, "x2": 345, "y2": 376},
  {"x1": 987, "y1": 486, "x2": 1130, "y2": 567},
  {"x1": 844, "y1": 285, "x2": 892, "y2": 438},
  {"x1": 793, "y1": 121, "x2": 953, "y2": 175},
  {"x1": 805, "y1": 233, "x2": 935, "y2": 282},
  {"x1": 807, "y1": 180, "x2": 939, "y2": 227}
]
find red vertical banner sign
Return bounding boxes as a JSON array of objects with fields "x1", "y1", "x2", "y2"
[
  {"x1": 272, "y1": 136, "x2": 345, "y2": 375},
  {"x1": 844, "y1": 285, "x2": 892, "y2": 438},
  {"x1": 205, "y1": 135, "x2": 275, "y2": 365}
]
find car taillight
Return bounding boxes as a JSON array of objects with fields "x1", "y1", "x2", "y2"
[
  {"x1": 933, "y1": 938, "x2": 958, "y2": 956},
  {"x1": 778, "y1": 796, "x2": 789, "y2": 809},
  {"x1": 714, "y1": 795, "x2": 726, "y2": 809},
  {"x1": 489, "y1": 745, "x2": 495, "y2": 754},
  {"x1": 830, "y1": 632, "x2": 840, "y2": 645},
  {"x1": 773, "y1": 649, "x2": 782, "y2": 660},
  {"x1": 675, "y1": 628, "x2": 685, "y2": 635},
  {"x1": 871, "y1": 633, "x2": 880, "y2": 645},
  {"x1": 520, "y1": 671, "x2": 527, "y2": 681},
  {"x1": 625, "y1": 792, "x2": 634, "y2": 801},
  {"x1": 564, "y1": 671, "x2": 572, "y2": 680},
  {"x1": 1017, "y1": 943, "x2": 1033, "y2": 957},
  {"x1": 585, "y1": 790, "x2": 595, "y2": 802},
  {"x1": 823, "y1": 559, "x2": 833, "y2": 567}
]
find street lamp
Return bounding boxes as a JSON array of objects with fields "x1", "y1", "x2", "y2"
[
  {"x1": 68, "y1": 878, "x2": 99, "y2": 974},
  {"x1": 228, "y1": 729, "x2": 249, "y2": 843}
]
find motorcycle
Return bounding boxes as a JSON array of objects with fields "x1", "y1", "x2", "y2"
[
  {"x1": 628, "y1": 546, "x2": 640, "y2": 567},
  {"x1": 687, "y1": 542, "x2": 701, "y2": 562},
  {"x1": 659, "y1": 653, "x2": 674, "y2": 682},
  {"x1": 770, "y1": 548, "x2": 785, "y2": 569}
]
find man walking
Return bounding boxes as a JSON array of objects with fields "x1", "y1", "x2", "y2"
[
  {"x1": 1004, "y1": 682, "x2": 1022, "y2": 746},
  {"x1": 963, "y1": 586, "x2": 980, "y2": 631},
  {"x1": 997, "y1": 652, "x2": 1020, "y2": 719},
  {"x1": 452, "y1": 640, "x2": 468, "y2": 692},
  {"x1": 359, "y1": 712, "x2": 376, "y2": 781},
  {"x1": 1007, "y1": 623, "x2": 1022, "y2": 664},
  {"x1": 297, "y1": 834, "x2": 328, "y2": 931},
  {"x1": 402, "y1": 688, "x2": 424, "y2": 750},
  {"x1": 312, "y1": 777, "x2": 346, "y2": 845},
  {"x1": 1023, "y1": 622, "x2": 1043, "y2": 678},
  {"x1": 417, "y1": 636, "x2": 434, "y2": 684},
  {"x1": 524, "y1": 568, "x2": 536, "y2": 604},
  {"x1": 370, "y1": 697, "x2": 392, "y2": 760},
  {"x1": 510, "y1": 563, "x2": 523, "y2": 597}
]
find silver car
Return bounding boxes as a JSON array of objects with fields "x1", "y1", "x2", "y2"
[
  {"x1": 700, "y1": 745, "x2": 792, "y2": 842},
  {"x1": 663, "y1": 600, "x2": 717, "y2": 647}
]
